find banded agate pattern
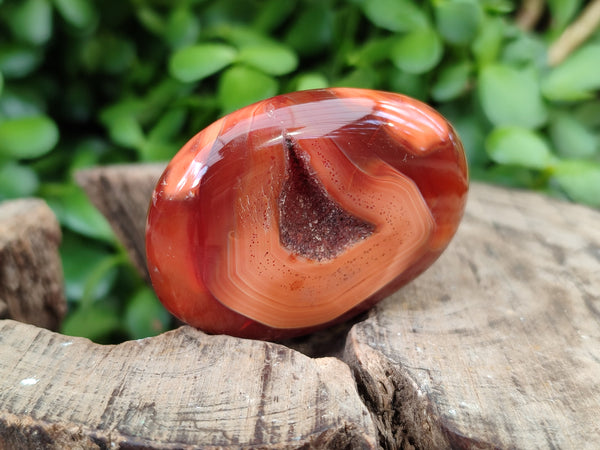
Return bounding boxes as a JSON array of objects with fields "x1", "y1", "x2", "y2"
[{"x1": 146, "y1": 88, "x2": 468, "y2": 340}]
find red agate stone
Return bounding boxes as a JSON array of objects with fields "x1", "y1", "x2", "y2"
[{"x1": 146, "y1": 88, "x2": 468, "y2": 340}]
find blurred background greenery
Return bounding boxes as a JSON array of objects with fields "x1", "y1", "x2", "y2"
[{"x1": 0, "y1": 0, "x2": 599, "y2": 343}]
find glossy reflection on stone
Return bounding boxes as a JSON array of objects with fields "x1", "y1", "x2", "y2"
[{"x1": 146, "y1": 88, "x2": 468, "y2": 340}]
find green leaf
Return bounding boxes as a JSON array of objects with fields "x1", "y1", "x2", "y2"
[
  {"x1": 0, "y1": 162, "x2": 39, "y2": 199},
  {"x1": 252, "y1": 0, "x2": 296, "y2": 32},
  {"x1": 391, "y1": 28, "x2": 443, "y2": 74},
  {"x1": 141, "y1": 108, "x2": 186, "y2": 161},
  {"x1": 335, "y1": 67, "x2": 379, "y2": 90},
  {"x1": 139, "y1": 140, "x2": 179, "y2": 162},
  {"x1": 169, "y1": 44, "x2": 237, "y2": 82},
  {"x1": 80, "y1": 34, "x2": 136, "y2": 74},
  {"x1": 548, "y1": 0, "x2": 582, "y2": 32},
  {"x1": 542, "y1": 44, "x2": 600, "y2": 101},
  {"x1": 218, "y1": 65, "x2": 278, "y2": 114},
  {"x1": 294, "y1": 73, "x2": 329, "y2": 91},
  {"x1": 9, "y1": 0, "x2": 52, "y2": 45},
  {"x1": 139, "y1": 80, "x2": 190, "y2": 124},
  {"x1": 212, "y1": 25, "x2": 275, "y2": 49},
  {"x1": 450, "y1": 115, "x2": 489, "y2": 167},
  {"x1": 125, "y1": 287, "x2": 171, "y2": 339},
  {"x1": 574, "y1": 100, "x2": 600, "y2": 127},
  {"x1": 99, "y1": 80, "x2": 183, "y2": 131},
  {"x1": 473, "y1": 164, "x2": 536, "y2": 189},
  {"x1": 478, "y1": 64, "x2": 547, "y2": 128},
  {"x1": 62, "y1": 303, "x2": 121, "y2": 341},
  {"x1": 502, "y1": 33, "x2": 547, "y2": 69},
  {"x1": 109, "y1": 115, "x2": 145, "y2": 149},
  {"x1": 0, "y1": 87, "x2": 46, "y2": 118},
  {"x1": 99, "y1": 98, "x2": 143, "y2": 124},
  {"x1": 348, "y1": 37, "x2": 397, "y2": 67},
  {"x1": 435, "y1": 0, "x2": 482, "y2": 46},
  {"x1": 136, "y1": 6, "x2": 165, "y2": 35},
  {"x1": 53, "y1": 0, "x2": 97, "y2": 30},
  {"x1": 147, "y1": 108, "x2": 187, "y2": 144},
  {"x1": 485, "y1": 126, "x2": 555, "y2": 169},
  {"x1": 43, "y1": 183, "x2": 114, "y2": 242},
  {"x1": 0, "y1": 115, "x2": 58, "y2": 159},
  {"x1": 236, "y1": 44, "x2": 298, "y2": 76},
  {"x1": 549, "y1": 112, "x2": 598, "y2": 159},
  {"x1": 99, "y1": 100, "x2": 147, "y2": 150},
  {"x1": 389, "y1": 69, "x2": 427, "y2": 100},
  {"x1": 165, "y1": 7, "x2": 200, "y2": 49},
  {"x1": 431, "y1": 62, "x2": 472, "y2": 101},
  {"x1": 60, "y1": 233, "x2": 119, "y2": 302},
  {"x1": 360, "y1": 0, "x2": 428, "y2": 32},
  {"x1": 285, "y1": 3, "x2": 334, "y2": 55},
  {"x1": 201, "y1": 1, "x2": 260, "y2": 28},
  {"x1": 480, "y1": 0, "x2": 514, "y2": 13},
  {"x1": 472, "y1": 15, "x2": 505, "y2": 66},
  {"x1": 66, "y1": 138, "x2": 110, "y2": 173},
  {"x1": 552, "y1": 160, "x2": 600, "y2": 207},
  {"x1": 0, "y1": 45, "x2": 41, "y2": 78}
]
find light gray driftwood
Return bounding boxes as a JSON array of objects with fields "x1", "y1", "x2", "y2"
[
  {"x1": 344, "y1": 183, "x2": 600, "y2": 449},
  {"x1": 72, "y1": 163, "x2": 600, "y2": 448},
  {"x1": 0, "y1": 320, "x2": 377, "y2": 449},
  {"x1": 75, "y1": 163, "x2": 166, "y2": 283},
  {"x1": 0, "y1": 198, "x2": 65, "y2": 330}
]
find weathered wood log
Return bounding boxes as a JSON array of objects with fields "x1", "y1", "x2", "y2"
[
  {"x1": 0, "y1": 320, "x2": 377, "y2": 449},
  {"x1": 33, "y1": 163, "x2": 598, "y2": 448},
  {"x1": 344, "y1": 183, "x2": 600, "y2": 449},
  {"x1": 0, "y1": 198, "x2": 65, "y2": 330},
  {"x1": 75, "y1": 164, "x2": 166, "y2": 283}
]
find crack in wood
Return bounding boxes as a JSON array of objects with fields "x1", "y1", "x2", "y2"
[{"x1": 2, "y1": 166, "x2": 599, "y2": 449}]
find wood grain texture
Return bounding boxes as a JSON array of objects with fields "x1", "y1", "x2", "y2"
[
  {"x1": 0, "y1": 198, "x2": 65, "y2": 330},
  {"x1": 344, "y1": 183, "x2": 600, "y2": 449},
  {"x1": 0, "y1": 320, "x2": 377, "y2": 449},
  {"x1": 75, "y1": 164, "x2": 166, "y2": 283},
  {"x1": 73, "y1": 163, "x2": 600, "y2": 448}
]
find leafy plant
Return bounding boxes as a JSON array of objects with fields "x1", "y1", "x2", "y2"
[{"x1": 0, "y1": 0, "x2": 599, "y2": 343}]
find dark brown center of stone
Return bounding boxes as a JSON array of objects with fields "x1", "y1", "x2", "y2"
[{"x1": 278, "y1": 138, "x2": 375, "y2": 261}]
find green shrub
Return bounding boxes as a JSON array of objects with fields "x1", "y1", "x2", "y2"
[{"x1": 1, "y1": 0, "x2": 598, "y2": 342}]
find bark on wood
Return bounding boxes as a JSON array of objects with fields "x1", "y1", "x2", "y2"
[
  {"x1": 0, "y1": 198, "x2": 65, "y2": 330},
  {"x1": 344, "y1": 183, "x2": 600, "y2": 449},
  {"x1": 0, "y1": 320, "x2": 378, "y2": 449},
  {"x1": 75, "y1": 164, "x2": 166, "y2": 283}
]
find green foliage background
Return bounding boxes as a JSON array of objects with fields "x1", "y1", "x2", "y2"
[{"x1": 1, "y1": 0, "x2": 599, "y2": 342}]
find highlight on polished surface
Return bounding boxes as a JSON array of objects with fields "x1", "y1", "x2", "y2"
[{"x1": 146, "y1": 88, "x2": 468, "y2": 340}]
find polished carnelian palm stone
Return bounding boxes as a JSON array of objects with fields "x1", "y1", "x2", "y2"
[{"x1": 146, "y1": 88, "x2": 468, "y2": 340}]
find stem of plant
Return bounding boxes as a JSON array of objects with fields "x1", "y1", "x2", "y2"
[
  {"x1": 516, "y1": 0, "x2": 544, "y2": 31},
  {"x1": 548, "y1": 0, "x2": 600, "y2": 66}
]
